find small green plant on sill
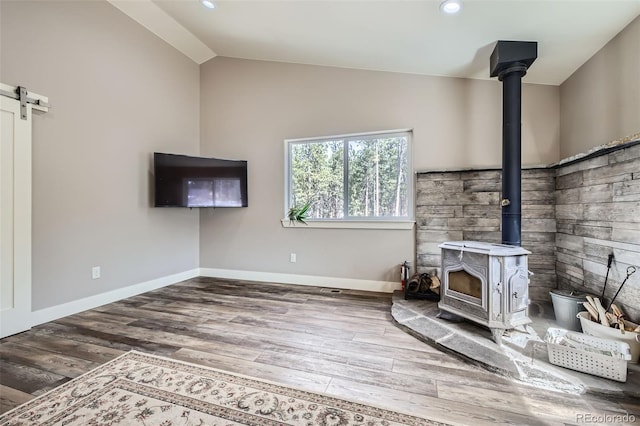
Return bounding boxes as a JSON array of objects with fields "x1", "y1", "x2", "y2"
[{"x1": 287, "y1": 201, "x2": 311, "y2": 225}]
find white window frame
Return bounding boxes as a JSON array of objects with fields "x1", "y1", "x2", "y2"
[{"x1": 283, "y1": 129, "x2": 414, "y2": 230}]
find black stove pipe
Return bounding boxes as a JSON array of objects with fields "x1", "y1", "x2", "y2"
[
  {"x1": 490, "y1": 41, "x2": 537, "y2": 247},
  {"x1": 501, "y1": 68, "x2": 525, "y2": 246}
]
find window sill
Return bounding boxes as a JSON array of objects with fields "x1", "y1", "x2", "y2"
[{"x1": 280, "y1": 219, "x2": 415, "y2": 230}]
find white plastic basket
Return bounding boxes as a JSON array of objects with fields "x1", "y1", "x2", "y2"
[
  {"x1": 544, "y1": 328, "x2": 632, "y2": 382},
  {"x1": 577, "y1": 311, "x2": 640, "y2": 363}
]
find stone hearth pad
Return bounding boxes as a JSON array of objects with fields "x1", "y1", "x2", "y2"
[{"x1": 391, "y1": 291, "x2": 639, "y2": 397}]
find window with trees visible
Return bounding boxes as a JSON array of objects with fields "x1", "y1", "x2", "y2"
[{"x1": 285, "y1": 130, "x2": 413, "y2": 221}]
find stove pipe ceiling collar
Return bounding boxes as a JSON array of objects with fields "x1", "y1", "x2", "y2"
[{"x1": 489, "y1": 41, "x2": 537, "y2": 247}]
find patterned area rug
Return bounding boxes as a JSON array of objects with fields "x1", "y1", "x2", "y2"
[{"x1": 0, "y1": 351, "x2": 446, "y2": 425}]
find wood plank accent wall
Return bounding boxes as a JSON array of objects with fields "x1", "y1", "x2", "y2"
[
  {"x1": 555, "y1": 142, "x2": 640, "y2": 323},
  {"x1": 415, "y1": 168, "x2": 557, "y2": 302},
  {"x1": 415, "y1": 141, "x2": 640, "y2": 323}
]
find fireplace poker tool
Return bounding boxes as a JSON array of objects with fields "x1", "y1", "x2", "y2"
[
  {"x1": 606, "y1": 265, "x2": 636, "y2": 310},
  {"x1": 599, "y1": 253, "x2": 615, "y2": 301}
]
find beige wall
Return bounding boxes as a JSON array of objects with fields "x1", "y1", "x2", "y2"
[
  {"x1": 199, "y1": 57, "x2": 559, "y2": 283},
  {"x1": 0, "y1": 1, "x2": 200, "y2": 310},
  {"x1": 0, "y1": 0, "x2": 567, "y2": 304},
  {"x1": 560, "y1": 16, "x2": 640, "y2": 158}
]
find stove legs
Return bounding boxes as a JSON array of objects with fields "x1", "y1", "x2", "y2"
[{"x1": 491, "y1": 328, "x2": 505, "y2": 345}]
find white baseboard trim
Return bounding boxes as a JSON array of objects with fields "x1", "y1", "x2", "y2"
[
  {"x1": 29, "y1": 268, "x2": 399, "y2": 327},
  {"x1": 198, "y1": 268, "x2": 401, "y2": 293},
  {"x1": 30, "y1": 269, "x2": 200, "y2": 327}
]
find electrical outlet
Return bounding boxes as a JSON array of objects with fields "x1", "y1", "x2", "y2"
[
  {"x1": 290, "y1": 253, "x2": 297, "y2": 263},
  {"x1": 92, "y1": 266, "x2": 101, "y2": 279}
]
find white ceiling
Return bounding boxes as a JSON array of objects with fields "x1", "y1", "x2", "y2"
[{"x1": 112, "y1": 0, "x2": 640, "y2": 86}]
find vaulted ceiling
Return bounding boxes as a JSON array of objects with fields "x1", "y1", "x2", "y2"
[{"x1": 109, "y1": 0, "x2": 640, "y2": 85}]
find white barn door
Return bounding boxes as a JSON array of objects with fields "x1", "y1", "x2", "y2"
[{"x1": 0, "y1": 90, "x2": 33, "y2": 338}]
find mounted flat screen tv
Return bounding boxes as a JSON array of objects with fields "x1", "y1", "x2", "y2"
[{"x1": 154, "y1": 152, "x2": 248, "y2": 208}]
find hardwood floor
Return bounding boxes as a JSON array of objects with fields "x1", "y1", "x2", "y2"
[{"x1": 1, "y1": 277, "x2": 638, "y2": 425}]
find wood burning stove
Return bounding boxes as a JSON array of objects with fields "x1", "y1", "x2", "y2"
[
  {"x1": 421, "y1": 42, "x2": 539, "y2": 345},
  {"x1": 435, "y1": 41, "x2": 538, "y2": 344},
  {"x1": 439, "y1": 241, "x2": 531, "y2": 344}
]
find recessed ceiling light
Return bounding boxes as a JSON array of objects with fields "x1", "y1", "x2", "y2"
[
  {"x1": 440, "y1": 0, "x2": 462, "y2": 15},
  {"x1": 200, "y1": 0, "x2": 215, "y2": 10}
]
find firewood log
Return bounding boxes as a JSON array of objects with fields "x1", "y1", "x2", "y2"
[
  {"x1": 430, "y1": 275, "x2": 441, "y2": 289},
  {"x1": 585, "y1": 295, "x2": 599, "y2": 313},
  {"x1": 619, "y1": 318, "x2": 627, "y2": 333},
  {"x1": 582, "y1": 302, "x2": 599, "y2": 321},
  {"x1": 605, "y1": 312, "x2": 625, "y2": 332},
  {"x1": 609, "y1": 304, "x2": 627, "y2": 332},
  {"x1": 594, "y1": 298, "x2": 609, "y2": 327},
  {"x1": 611, "y1": 304, "x2": 624, "y2": 318}
]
